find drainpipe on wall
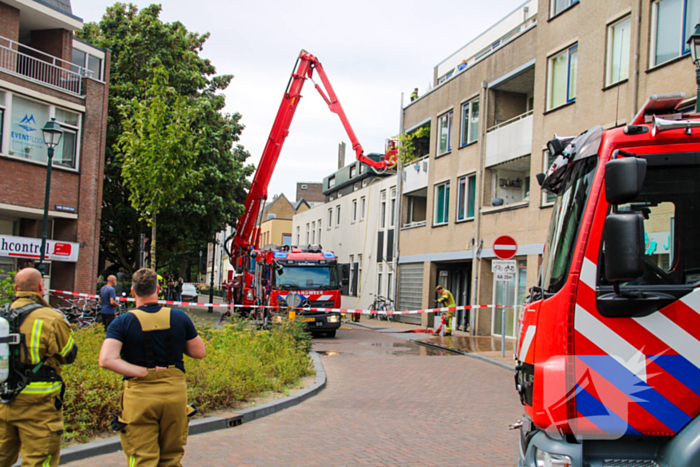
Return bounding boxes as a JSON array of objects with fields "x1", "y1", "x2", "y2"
[
  {"x1": 393, "y1": 92, "x2": 404, "y2": 310},
  {"x1": 470, "y1": 80, "x2": 488, "y2": 336},
  {"x1": 630, "y1": 0, "x2": 643, "y2": 117}
]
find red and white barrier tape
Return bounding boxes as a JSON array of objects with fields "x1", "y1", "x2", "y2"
[{"x1": 49, "y1": 289, "x2": 509, "y2": 315}]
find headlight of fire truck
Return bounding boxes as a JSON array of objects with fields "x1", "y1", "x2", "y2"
[
  {"x1": 246, "y1": 289, "x2": 253, "y2": 301},
  {"x1": 327, "y1": 315, "x2": 339, "y2": 323},
  {"x1": 535, "y1": 449, "x2": 572, "y2": 467}
]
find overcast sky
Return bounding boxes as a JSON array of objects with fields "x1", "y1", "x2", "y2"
[{"x1": 71, "y1": 0, "x2": 525, "y2": 202}]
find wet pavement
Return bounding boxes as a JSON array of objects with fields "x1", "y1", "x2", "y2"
[{"x1": 65, "y1": 326, "x2": 522, "y2": 467}]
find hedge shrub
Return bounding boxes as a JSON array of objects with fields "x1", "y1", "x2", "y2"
[{"x1": 62, "y1": 316, "x2": 313, "y2": 443}]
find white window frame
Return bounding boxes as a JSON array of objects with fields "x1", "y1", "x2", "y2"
[
  {"x1": 336, "y1": 205, "x2": 341, "y2": 227},
  {"x1": 605, "y1": 16, "x2": 632, "y2": 86},
  {"x1": 305, "y1": 223, "x2": 310, "y2": 244},
  {"x1": 380, "y1": 190, "x2": 387, "y2": 229},
  {"x1": 437, "y1": 110, "x2": 453, "y2": 156},
  {"x1": 327, "y1": 208, "x2": 333, "y2": 229},
  {"x1": 390, "y1": 188, "x2": 396, "y2": 228},
  {"x1": 360, "y1": 196, "x2": 366, "y2": 221},
  {"x1": 328, "y1": 176, "x2": 336, "y2": 188},
  {"x1": 387, "y1": 271, "x2": 393, "y2": 300},
  {"x1": 650, "y1": 0, "x2": 699, "y2": 67},
  {"x1": 352, "y1": 199, "x2": 358, "y2": 223},
  {"x1": 456, "y1": 173, "x2": 476, "y2": 221},
  {"x1": 546, "y1": 44, "x2": 578, "y2": 110},
  {"x1": 377, "y1": 263, "x2": 383, "y2": 296},
  {"x1": 311, "y1": 221, "x2": 316, "y2": 243},
  {"x1": 550, "y1": 0, "x2": 579, "y2": 18},
  {"x1": 460, "y1": 99, "x2": 479, "y2": 146},
  {"x1": 349, "y1": 165, "x2": 356, "y2": 178},
  {"x1": 433, "y1": 181, "x2": 450, "y2": 226},
  {"x1": 317, "y1": 219, "x2": 322, "y2": 244},
  {"x1": 296, "y1": 226, "x2": 300, "y2": 245},
  {"x1": 358, "y1": 254, "x2": 363, "y2": 294}
]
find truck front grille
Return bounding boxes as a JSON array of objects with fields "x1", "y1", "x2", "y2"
[{"x1": 603, "y1": 460, "x2": 659, "y2": 467}]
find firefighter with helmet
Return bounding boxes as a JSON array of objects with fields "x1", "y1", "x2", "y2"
[
  {"x1": 99, "y1": 268, "x2": 206, "y2": 466},
  {"x1": 0, "y1": 268, "x2": 78, "y2": 467},
  {"x1": 435, "y1": 285, "x2": 456, "y2": 336}
]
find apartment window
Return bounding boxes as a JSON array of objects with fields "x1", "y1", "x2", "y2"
[
  {"x1": 551, "y1": 0, "x2": 579, "y2": 17},
  {"x1": 457, "y1": 174, "x2": 476, "y2": 221},
  {"x1": 547, "y1": 44, "x2": 578, "y2": 110},
  {"x1": 606, "y1": 16, "x2": 631, "y2": 86},
  {"x1": 336, "y1": 205, "x2": 341, "y2": 226},
  {"x1": 329, "y1": 176, "x2": 336, "y2": 188},
  {"x1": 358, "y1": 254, "x2": 363, "y2": 294},
  {"x1": 380, "y1": 190, "x2": 387, "y2": 229},
  {"x1": 651, "y1": 0, "x2": 700, "y2": 67},
  {"x1": 318, "y1": 220, "x2": 322, "y2": 244},
  {"x1": 301, "y1": 184, "x2": 308, "y2": 189},
  {"x1": 267, "y1": 213, "x2": 276, "y2": 220},
  {"x1": 71, "y1": 48, "x2": 104, "y2": 81},
  {"x1": 296, "y1": 226, "x2": 300, "y2": 245},
  {"x1": 311, "y1": 221, "x2": 316, "y2": 243},
  {"x1": 434, "y1": 181, "x2": 450, "y2": 225},
  {"x1": 460, "y1": 100, "x2": 480, "y2": 146},
  {"x1": 377, "y1": 264, "x2": 383, "y2": 296},
  {"x1": 283, "y1": 234, "x2": 292, "y2": 246},
  {"x1": 437, "y1": 111, "x2": 453, "y2": 155},
  {"x1": 349, "y1": 165, "x2": 356, "y2": 178},
  {"x1": 55, "y1": 108, "x2": 81, "y2": 169},
  {"x1": 352, "y1": 199, "x2": 358, "y2": 222},
  {"x1": 328, "y1": 208, "x2": 333, "y2": 228},
  {"x1": 390, "y1": 188, "x2": 396, "y2": 227},
  {"x1": 360, "y1": 196, "x2": 366, "y2": 220},
  {"x1": 305, "y1": 223, "x2": 310, "y2": 244}
]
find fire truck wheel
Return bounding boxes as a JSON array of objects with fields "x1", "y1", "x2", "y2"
[{"x1": 326, "y1": 330, "x2": 336, "y2": 338}]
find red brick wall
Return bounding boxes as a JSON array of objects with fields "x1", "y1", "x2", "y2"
[
  {"x1": 0, "y1": 3, "x2": 19, "y2": 44},
  {"x1": 0, "y1": 158, "x2": 80, "y2": 209},
  {"x1": 30, "y1": 29, "x2": 72, "y2": 65}
]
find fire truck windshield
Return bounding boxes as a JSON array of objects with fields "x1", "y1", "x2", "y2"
[
  {"x1": 274, "y1": 265, "x2": 339, "y2": 290},
  {"x1": 542, "y1": 157, "x2": 598, "y2": 293}
]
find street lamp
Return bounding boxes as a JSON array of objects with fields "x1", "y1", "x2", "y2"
[
  {"x1": 38, "y1": 118, "x2": 63, "y2": 276},
  {"x1": 686, "y1": 23, "x2": 700, "y2": 112}
]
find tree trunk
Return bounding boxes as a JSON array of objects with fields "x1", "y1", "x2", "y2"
[{"x1": 150, "y1": 213, "x2": 157, "y2": 270}]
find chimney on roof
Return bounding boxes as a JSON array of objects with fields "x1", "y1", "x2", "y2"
[{"x1": 338, "y1": 142, "x2": 346, "y2": 170}]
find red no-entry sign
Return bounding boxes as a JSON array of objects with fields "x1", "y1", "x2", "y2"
[{"x1": 493, "y1": 235, "x2": 518, "y2": 260}]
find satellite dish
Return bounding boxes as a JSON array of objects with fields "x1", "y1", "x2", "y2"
[{"x1": 285, "y1": 292, "x2": 302, "y2": 309}]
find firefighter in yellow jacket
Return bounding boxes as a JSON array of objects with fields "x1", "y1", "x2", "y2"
[
  {"x1": 0, "y1": 268, "x2": 78, "y2": 467},
  {"x1": 99, "y1": 268, "x2": 205, "y2": 467},
  {"x1": 436, "y1": 285, "x2": 456, "y2": 336}
]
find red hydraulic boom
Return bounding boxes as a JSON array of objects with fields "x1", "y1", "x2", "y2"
[{"x1": 227, "y1": 49, "x2": 396, "y2": 269}]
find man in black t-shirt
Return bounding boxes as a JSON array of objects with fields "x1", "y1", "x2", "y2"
[{"x1": 99, "y1": 268, "x2": 206, "y2": 467}]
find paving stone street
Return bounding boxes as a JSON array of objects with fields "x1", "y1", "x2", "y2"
[{"x1": 65, "y1": 327, "x2": 522, "y2": 466}]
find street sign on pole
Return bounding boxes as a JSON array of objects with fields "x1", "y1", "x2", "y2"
[
  {"x1": 493, "y1": 235, "x2": 518, "y2": 260},
  {"x1": 492, "y1": 260, "x2": 516, "y2": 274},
  {"x1": 495, "y1": 273, "x2": 515, "y2": 282}
]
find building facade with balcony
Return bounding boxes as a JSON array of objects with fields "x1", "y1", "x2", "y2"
[
  {"x1": 0, "y1": 0, "x2": 110, "y2": 294},
  {"x1": 399, "y1": 1, "x2": 544, "y2": 335},
  {"x1": 398, "y1": 0, "x2": 700, "y2": 336},
  {"x1": 292, "y1": 157, "x2": 397, "y2": 311}
]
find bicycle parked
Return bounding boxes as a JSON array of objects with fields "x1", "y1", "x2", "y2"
[
  {"x1": 369, "y1": 294, "x2": 395, "y2": 322},
  {"x1": 58, "y1": 297, "x2": 99, "y2": 329}
]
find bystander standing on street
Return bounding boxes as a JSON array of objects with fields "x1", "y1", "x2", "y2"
[
  {"x1": 99, "y1": 275, "x2": 120, "y2": 331},
  {"x1": 99, "y1": 268, "x2": 206, "y2": 466},
  {"x1": 176, "y1": 277, "x2": 183, "y2": 302},
  {"x1": 0, "y1": 268, "x2": 78, "y2": 467}
]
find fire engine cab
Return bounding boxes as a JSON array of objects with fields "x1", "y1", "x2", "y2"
[
  {"x1": 253, "y1": 244, "x2": 342, "y2": 337},
  {"x1": 516, "y1": 93, "x2": 700, "y2": 467}
]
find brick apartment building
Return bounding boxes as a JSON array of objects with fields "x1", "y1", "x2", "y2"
[
  {"x1": 398, "y1": 0, "x2": 700, "y2": 335},
  {"x1": 0, "y1": 0, "x2": 109, "y2": 294}
]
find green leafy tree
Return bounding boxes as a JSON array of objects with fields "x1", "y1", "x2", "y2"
[
  {"x1": 393, "y1": 126, "x2": 431, "y2": 165},
  {"x1": 116, "y1": 66, "x2": 203, "y2": 269},
  {"x1": 77, "y1": 4, "x2": 253, "y2": 274}
]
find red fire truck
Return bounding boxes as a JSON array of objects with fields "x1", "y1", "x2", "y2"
[
  {"x1": 223, "y1": 50, "x2": 396, "y2": 328},
  {"x1": 515, "y1": 92, "x2": 700, "y2": 466}
]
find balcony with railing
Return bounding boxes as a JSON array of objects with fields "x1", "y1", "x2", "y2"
[
  {"x1": 485, "y1": 110, "x2": 533, "y2": 168},
  {"x1": 403, "y1": 154, "x2": 429, "y2": 194},
  {"x1": 0, "y1": 36, "x2": 91, "y2": 96}
]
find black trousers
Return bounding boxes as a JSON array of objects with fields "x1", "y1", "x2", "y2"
[{"x1": 101, "y1": 313, "x2": 116, "y2": 331}]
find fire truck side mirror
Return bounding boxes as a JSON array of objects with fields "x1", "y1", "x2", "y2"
[
  {"x1": 605, "y1": 157, "x2": 647, "y2": 204},
  {"x1": 603, "y1": 213, "x2": 645, "y2": 283}
]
